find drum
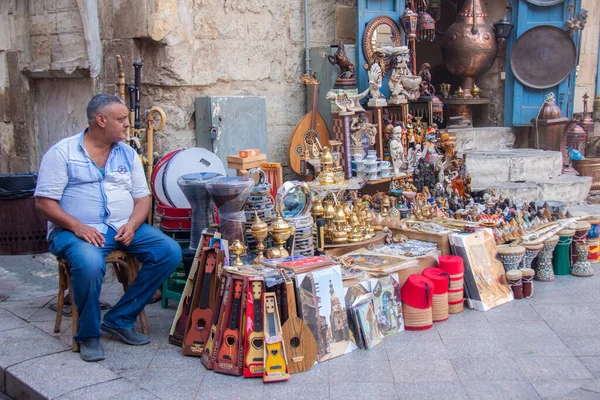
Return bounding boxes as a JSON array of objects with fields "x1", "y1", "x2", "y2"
[
  {"x1": 587, "y1": 219, "x2": 600, "y2": 261},
  {"x1": 572, "y1": 242, "x2": 594, "y2": 277},
  {"x1": 178, "y1": 172, "x2": 220, "y2": 250},
  {"x1": 205, "y1": 176, "x2": 254, "y2": 245},
  {"x1": 554, "y1": 229, "x2": 575, "y2": 276},
  {"x1": 422, "y1": 268, "x2": 450, "y2": 322},
  {"x1": 401, "y1": 274, "x2": 434, "y2": 331},
  {"x1": 156, "y1": 203, "x2": 192, "y2": 231},
  {"x1": 572, "y1": 221, "x2": 591, "y2": 264},
  {"x1": 151, "y1": 148, "x2": 226, "y2": 208},
  {"x1": 536, "y1": 235, "x2": 559, "y2": 282},
  {"x1": 521, "y1": 268, "x2": 535, "y2": 298},
  {"x1": 152, "y1": 149, "x2": 181, "y2": 207},
  {"x1": 497, "y1": 245, "x2": 526, "y2": 272},
  {"x1": 506, "y1": 269, "x2": 523, "y2": 300},
  {"x1": 521, "y1": 243, "x2": 543, "y2": 270}
]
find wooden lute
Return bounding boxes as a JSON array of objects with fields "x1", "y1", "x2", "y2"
[
  {"x1": 288, "y1": 75, "x2": 330, "y2": 175},
  {"x1": 279, "y1": 269, "x2": 317, "y2": 374}
]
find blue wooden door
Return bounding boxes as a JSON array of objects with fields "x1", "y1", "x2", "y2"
[
  {"x1": 505, "y1": 0, "x2": 581, "y2": 126},
  {"x1": 357, "y1": 0, "x2": 406, "y2": 95}
]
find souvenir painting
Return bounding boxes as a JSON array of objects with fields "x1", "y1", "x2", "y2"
[
  {"x1": 449, "y1": 230, "x2": 513, "y2": 311},
  {"x1": 295, "y1": 265, "x2": 354, "y2": 362},
  {"x1": 369, "y1": 275, "x2": 404, "y2": 336},
  {"x1": 353, "y1": 293, "x2": 384, "y2": 350},
  {"x1": 343, "y1": 280, "x2": 371, "y2": 347}
]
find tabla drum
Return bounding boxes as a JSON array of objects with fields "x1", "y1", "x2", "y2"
[
  {"x1": 152, "y1": 149, "x2": 181, "y2": 207},
  {"x1": 497, "y1": 245, "x2": 526, "y2": 272},
  {"x1": 156, "y1": 203, "x2": 192, "y2": 231},
  {"x1": 152, "y1": 148, "x2": 226, "y2": 209}
]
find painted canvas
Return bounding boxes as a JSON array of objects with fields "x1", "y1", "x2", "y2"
[
  {"x1": 353, "y1": 293, "x2": 384, "y2": 349},
  {"x1": 369, "y1": 275, "x2": 404, "y2": 336},
  {"x1": 295, "y1": 265, "x2": 354, "y2": 362}
]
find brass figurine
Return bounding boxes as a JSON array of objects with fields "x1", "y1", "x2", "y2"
[
  {"x1": 230, "y1": 240, "x2": 246, "y2": 267},
  {"x1": 250, "y1": 211, "x2": 269, "y2": 264},
  {"x1": 266, "y1": 212, "x2": 292, "y2": 259}
]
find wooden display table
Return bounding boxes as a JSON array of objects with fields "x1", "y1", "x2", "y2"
[{"x1": 388, "y1": 226, "x2": 452, "y2": 256}]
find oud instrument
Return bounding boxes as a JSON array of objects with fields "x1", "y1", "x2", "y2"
[
  {"x1": 218, "y1": 280, "x2": 243, "y2": 366},
  {"x1": 280, "y1": 269, "x2": 317, "y2": 374},
  {"x1": 288, "y1": 74, "x2": 330, "y2": 177}
]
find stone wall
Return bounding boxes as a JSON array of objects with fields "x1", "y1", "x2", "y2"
[{"x1": 0, "y1": 0, "x2": 356, "y2": 175}]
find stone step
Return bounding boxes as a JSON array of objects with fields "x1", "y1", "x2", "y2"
[
  {"x1": 450, "y1": 127, "x2": 515, "y2": 153},
  {"x1": 466, "y1": 149, "x2": 563, "y2": 187},
  {"x1": 472, "y1": 175, "x2": 592, "y2": 205}
]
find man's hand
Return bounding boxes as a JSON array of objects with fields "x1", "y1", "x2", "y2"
[
  {"x1": 115, "y1": 222, "x2": 137, "y2": 246},
  {"x1": 73, "y1": 224, "x2": 106, "y2": 247}
]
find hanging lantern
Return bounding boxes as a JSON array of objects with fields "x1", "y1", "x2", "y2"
[
  {"x1": 401, "y1": 7, "x2": 419, "y2": 40},
  {"x1": 415, "y1": 0, "x2": 430, "y2": 14},
  {"x1": 418, "y1": 11, "x2": 436, "y2": 41}
]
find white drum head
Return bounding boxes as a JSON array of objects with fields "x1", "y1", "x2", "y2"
[
  {"x1": 152, "y1": 149, "x2": 180, "y2": 207},
  {"x1": 163, "y1": 148, "x2": 226, "y2": 208}
]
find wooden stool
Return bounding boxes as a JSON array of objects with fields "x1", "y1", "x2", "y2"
[{"x1": 54, "y1": 250, "x2": 149, "y2": 352}]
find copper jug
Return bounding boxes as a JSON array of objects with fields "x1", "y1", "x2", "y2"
[{"x1": 442, "y1": 0, "x2": 498, "y2": 98}]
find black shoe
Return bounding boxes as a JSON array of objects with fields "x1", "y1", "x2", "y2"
[
  {"x1": 79, "y1": 338, "x2": 105, "y2": 362},
  {"x1": 100, "y1": 323, "x2": 151, "y2": 346}
]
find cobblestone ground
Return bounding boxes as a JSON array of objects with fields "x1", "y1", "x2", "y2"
[{"x1": 1, "y1": 253, "x2": 600, "y2": 399}]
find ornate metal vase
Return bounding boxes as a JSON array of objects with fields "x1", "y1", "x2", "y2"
[{"x1": 441, "y1": 0, "x2": 498, "y2": 98}]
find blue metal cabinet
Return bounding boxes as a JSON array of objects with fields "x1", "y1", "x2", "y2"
[
  {"x1": 195, "y1": 97, "x2": 268, "y2": 176},
  {"x1": 504, "y1": 0, "x2": 581, "y2": 126},
  {"x1": 356, "y1": 0, "x2": 406, "y2": 95}
]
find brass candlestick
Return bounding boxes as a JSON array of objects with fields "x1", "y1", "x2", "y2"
[
  {"x1": 266, "y1": 212, "x2": 292, "y2": 259},
  {"x1": 230, "y1": 240, "x2": 245, "y2": 267},
  {"x1": 250, "y1": 211, "x2": 269, "y2": 264}
]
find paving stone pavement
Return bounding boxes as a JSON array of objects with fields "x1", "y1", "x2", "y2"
[{"x1": 2, "y1": 254, "x2": 600, "y2": 399}]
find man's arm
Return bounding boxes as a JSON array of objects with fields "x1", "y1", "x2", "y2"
[
  {"x1": 35, "y1": 146, "x2": 106, "y2": 247},
  {"x1": 36, "y1": 197, "x2": 106, "y2": 247}
]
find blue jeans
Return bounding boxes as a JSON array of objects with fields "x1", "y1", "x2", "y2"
[{"x1": 48, "y1": 223, "x2": 182, "y2": 341}]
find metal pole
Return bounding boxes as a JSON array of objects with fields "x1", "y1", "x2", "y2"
[{"x1": 304, "y1": 0, "x2": 311, "y2": 75}]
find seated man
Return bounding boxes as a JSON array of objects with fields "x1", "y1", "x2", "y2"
[{"x1": 35, "y1": 94, "x2": 181, "y2": 362}]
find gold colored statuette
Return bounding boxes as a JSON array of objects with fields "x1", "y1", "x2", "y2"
[
  {"x1": 230, "y1": 240, "x2": 246, "y2": 267},
  {"x1": 266, "y1": 213, "x2": 292, "y2": 259},
  {"x1": 250, "y1": 211, "x2": 269, "y2": 264}
]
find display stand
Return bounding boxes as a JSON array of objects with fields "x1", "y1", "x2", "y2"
[
  {"x1": 442, "y1": 98, "x2": 490, "y2": 128},
  {"x1": 324, "y1": 231, "x2": 387, "y2": 257}
]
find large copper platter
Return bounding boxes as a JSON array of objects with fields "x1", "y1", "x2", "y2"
[
  {"x1": 510, "y1": 25, "x2": 576, "y2": 89},
  {"x1": 526, "y1": 0, "x2": 565, "y2": 6}
]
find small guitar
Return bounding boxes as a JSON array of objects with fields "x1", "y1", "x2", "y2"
[
  {"x1": 264, "y1": 295, "x2": 286, "y2": 374},
  {"x1": 280, "y1": 269, "x2": 317, "y2": 374},
  {"x1": 184, "y1": 250, "x2": 217, "y2": 350},
  {"x1": 204, "y1": 276, "x2": 226, "y2": 359},
  {"x1": 217, "y1": 280, "x2": 243, "y2": 365},
  {"x1": 245, "y1": 282, "x2": 264, "y2": 366}
]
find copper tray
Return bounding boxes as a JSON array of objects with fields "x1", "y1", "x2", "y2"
[
  {"x1": 526, "y1": 0, "x2": 565, "y2": 5},
  {"x1": 510, "y1": 25, "x2": 576, "y2": 89}
]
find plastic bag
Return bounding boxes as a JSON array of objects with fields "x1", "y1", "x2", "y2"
[{"x1": 0, "y1": 173, "x2": 38, "y2": 199}]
